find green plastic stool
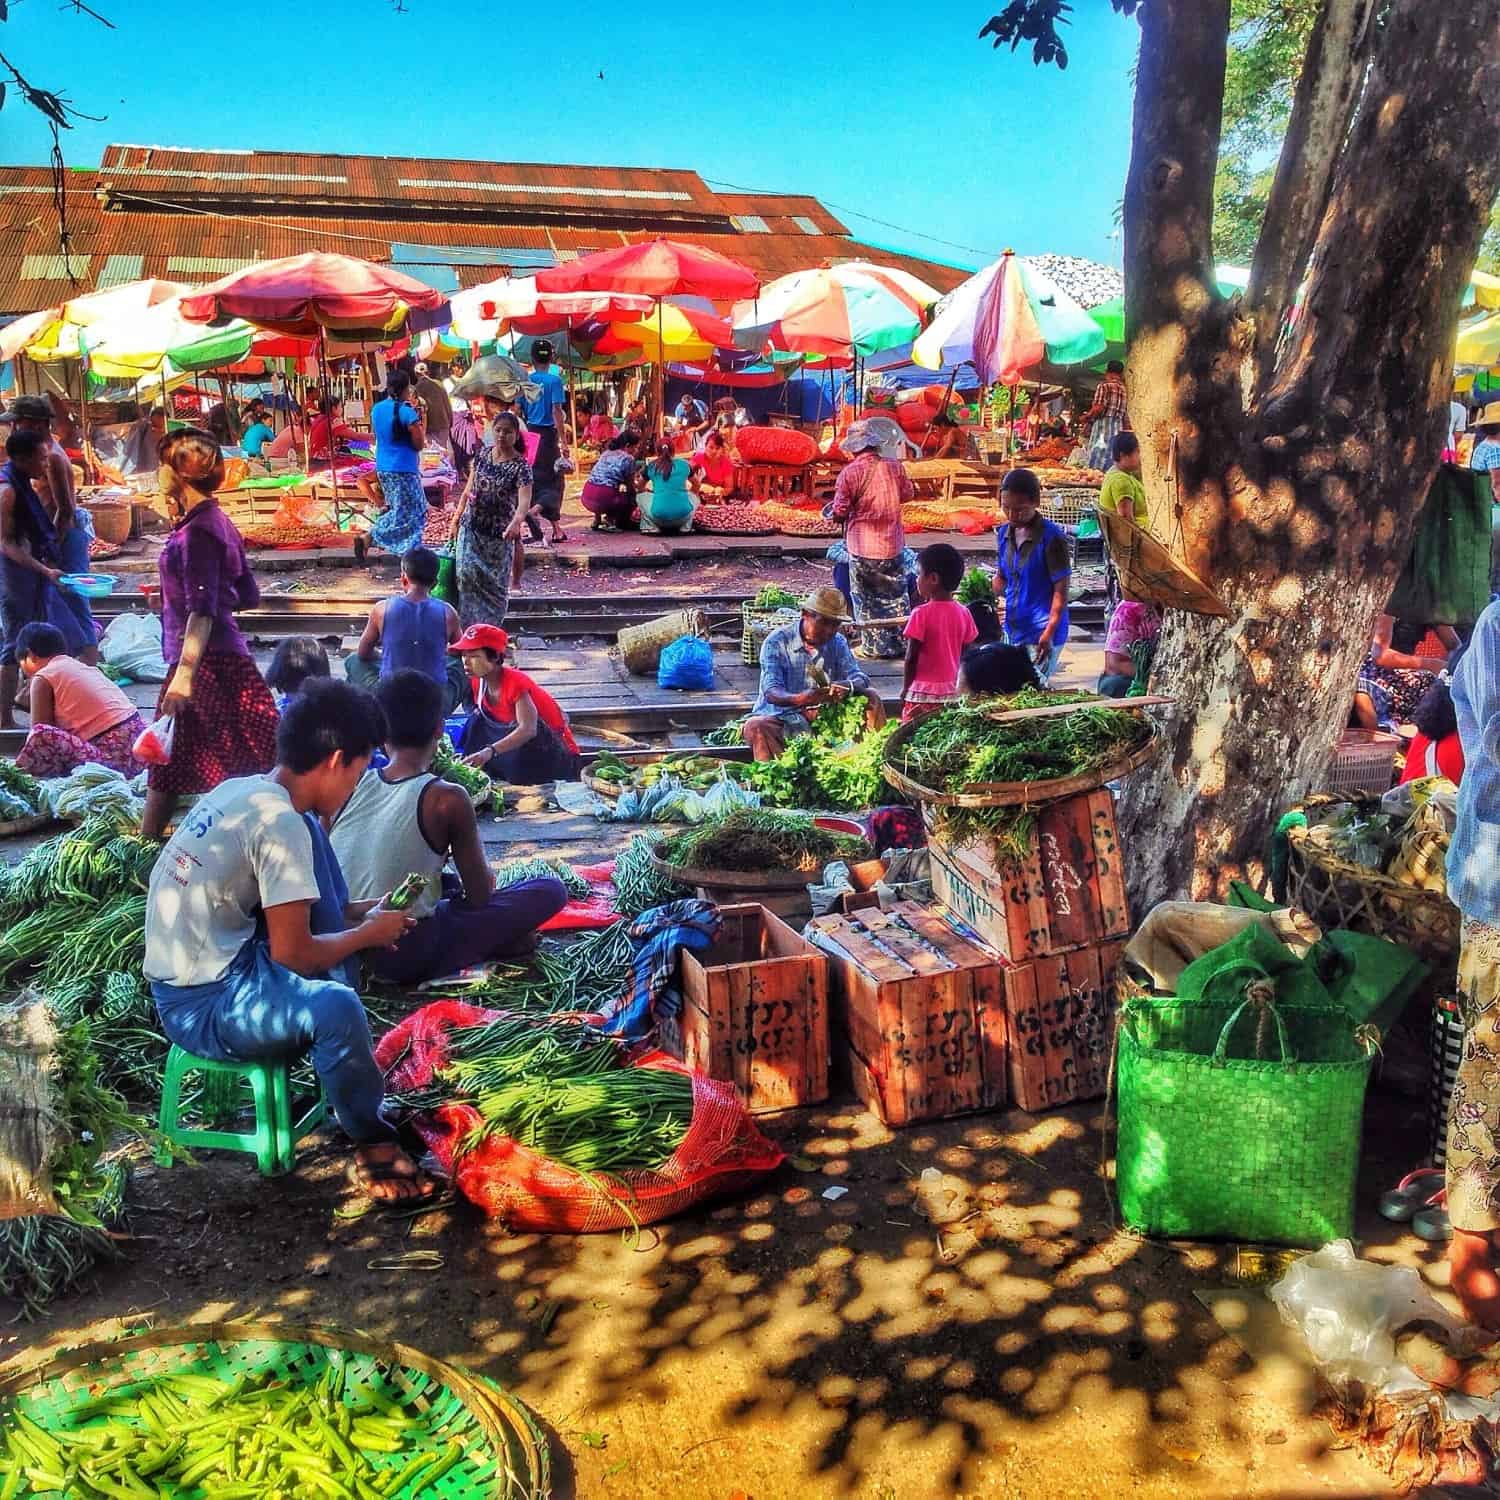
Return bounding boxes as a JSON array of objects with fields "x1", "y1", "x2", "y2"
[{"x1": 155, "y1": 1047, "x2": 328, "y2": 1176}]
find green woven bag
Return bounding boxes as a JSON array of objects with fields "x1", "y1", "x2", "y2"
[{"x1": 1116, "y1": 989, "x2": 1378, "y2": 1246}]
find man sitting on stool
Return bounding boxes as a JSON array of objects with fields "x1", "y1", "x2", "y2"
[
  {"x1": 332, "y1": 669, "x2": 568, "y2": 985},
  {"x1": 144, "y1": 681, "x2": 434, "y2": 1204},
  {"x1": 742, "y1": 586, "x2": 885, "y2": 762}
]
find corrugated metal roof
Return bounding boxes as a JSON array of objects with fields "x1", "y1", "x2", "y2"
[
  {"x1": 0, "y1": 157, "x2": 969, "y2": 316},
  {"x1": 20, "y1": 253, "x2": 89, "y2": 280},
  {"x1": 97, "y1": 145, "x2": 723, "y2": 217},
  {"x1": 716, "y1": 193, "x2": 847, "y2": 235}
]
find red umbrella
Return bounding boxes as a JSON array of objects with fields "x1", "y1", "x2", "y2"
[
  {"x1": 535, "y1": 238, "x2": 759, "y2": 303},
  {"x1": 179, "y1": 252, "x2": 447, "y2": 338}
]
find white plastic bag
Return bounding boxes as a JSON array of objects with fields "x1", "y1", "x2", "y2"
[
  {"x1": 99, "y1": 611, "x2": 169, "y2": 683},
  {"x1": 132, "y1": 713, "x2": 176, "y2": 767},
  {"x1": 1268, "y1": 1239, "x2": 1474, "y2": 1395}
]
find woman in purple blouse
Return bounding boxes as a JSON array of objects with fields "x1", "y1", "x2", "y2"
[{"x1": 141, "y1": 429, "x2": 279, "y2": 837}]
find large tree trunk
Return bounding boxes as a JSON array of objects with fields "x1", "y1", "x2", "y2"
[{"x1": 1119, "y1": 0, "x2": 1500, "y2": 909}]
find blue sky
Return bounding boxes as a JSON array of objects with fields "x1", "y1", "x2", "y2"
[{"x1": 2, "y1": 0, "x2": 1139, "y2": 269}]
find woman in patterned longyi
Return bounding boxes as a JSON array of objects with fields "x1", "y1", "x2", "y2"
[{"x1": 140, "y1": 428, "x2": 279, "y2": 838}]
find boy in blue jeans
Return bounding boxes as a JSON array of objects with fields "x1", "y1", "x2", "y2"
[{"x1": 144, "y1": 680, "x2": 435, "y2": 1203}]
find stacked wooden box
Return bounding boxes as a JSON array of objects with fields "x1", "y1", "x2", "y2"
[
  {"x1": 659, "y1": 904, "x2": 829, "y2": 1114},
  {"x1": 807, "y1": 902, "x2": 1009, "y2": 1127},
  {"x1": 928, "y1": 789, "x2": 1130, "y2": 1111}
]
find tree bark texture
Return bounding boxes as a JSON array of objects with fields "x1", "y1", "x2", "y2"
[{"x1": 1119, "y1": 0, "x2": 1500, "y2": 910}]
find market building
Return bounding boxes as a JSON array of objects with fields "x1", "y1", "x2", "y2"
[{"x1": 0, "y1": 144, "x2": 970, "y2": 323}]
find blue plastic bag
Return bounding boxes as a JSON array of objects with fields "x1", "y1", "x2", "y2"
[{"x1": 657, "y1": 633, "x2": 714, "y2": 691}]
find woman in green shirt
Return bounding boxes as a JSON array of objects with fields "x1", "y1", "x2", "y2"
[
  {"x1": 1097, "y1": 431, "x2": 1148, "y2": 528},
  {"x1": 637, "y1": 440, "x2": 699, "y2": 535}
]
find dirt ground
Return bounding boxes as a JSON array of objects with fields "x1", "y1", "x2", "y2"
[
  {"x1": 3, "y1": 803, "x2": 1448, "y2": 1500},
  {"x1": 0, "y1": 546, "x2": 1433, "y2": 1499}
]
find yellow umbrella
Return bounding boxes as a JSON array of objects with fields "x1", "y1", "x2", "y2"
[
  {"x1": 1469, "y1": 270, "x2": 1500, "y2": 311},
  {"x1": 599, "y1": 301, "x2": 734, "y2": 364},
  {"x1": 21, "y1": 279, "x2": 189, "y2": 363},
  {"x1": 1457, "y1": 311, "x2": 1500, "y2": 367}
]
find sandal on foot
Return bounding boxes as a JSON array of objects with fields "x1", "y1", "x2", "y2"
[
  {"x1": 1380, "y1": 1167, "x2": 1445, "y2": 1222},
  {"x1": 346, "y1": 1148, "x2": 436, "y2": 1206}
]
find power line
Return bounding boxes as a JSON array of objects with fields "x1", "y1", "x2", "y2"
[{"x1": 703, "y1": 176, "x2": 997, "y2": 262}]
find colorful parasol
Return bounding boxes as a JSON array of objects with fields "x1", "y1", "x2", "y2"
[
  {"x1": 11, "y1": 279, "x2": 188, "y2": 364},
  {"x1": 732, "y1": 262, "x2": 940, "y2": 358},
  {"x1": 914, "y1": 251, "x2": 1104, "y2": 383},
  {"x1": 450, "y1": 275, "x2": 657, "y2": 342},
  {"x1": 178, "y1": 252, "x2": 447, "y2": 339},
  {"x1": 1457, "y1": 311, "x2": 1500, "y2": 368},
  {"x1": 593, "y1": 301, "x2": 736, "y2": 364},
  {"x1": 534, "y1": 238, "x2": 760, "y2": 304}
]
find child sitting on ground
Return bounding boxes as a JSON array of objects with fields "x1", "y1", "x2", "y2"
[
  {"x1": 265, "y1": 635, "x2": 330, "y2": 709},
  {"x1": 13, "y1": 621, "x2": 146, "y2": 777},
  {"x1": 331, "y1": 669, "x2": 567, "y2": 984},
  {"x1": 346, "y1": 545, "x2": 465, "y2": 713},
  {"x1": 901, "y1": 542, "x2": 978, "y2": 721}
]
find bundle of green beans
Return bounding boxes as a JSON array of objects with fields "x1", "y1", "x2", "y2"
[
  {"x1": 611, "y1": 833, "x2": 687, "y2": 917},
  {"x1": 535, "y1": 922, "x2": 635, "y2": 1011},
  {"x1": 431, "y1": 734, "x2": 491, "y2": 798},
  {"x1": 0, "y1": 1363, "x2": 486, "y2": 1498},
  {"x1": 493, "y1": 855, "x2": 591, "y2": 901},
  {"x1": 392, "y1": 1015, "x2": 693, "y2": 1175}
]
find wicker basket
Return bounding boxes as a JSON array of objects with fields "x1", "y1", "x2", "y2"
[
  {"x1": 85, "y1": 502, "x2": 132, "y2": 546},
  {"x1": 1286, "y1": 797, "x2": 1460, "y2": 966},
  {"x1": 1041, "y1": 488, "x2": 1098, "y2": 526},
  {"x1": 882, "y1": 705, "x2": 1160, "y2": 809},
  {"x1": 618, "y1": 609, "x2": 706, "y2": 675},
  {"x1": 741, "y1": 605, "x2": 797, "y2": 666},
  {"x1": 0, "y1": 1319, "x2": 550, "y2": 1498}
]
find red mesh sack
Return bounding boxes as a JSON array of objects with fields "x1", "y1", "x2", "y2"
[
  {"x1": 375, "y1": 1002, "x2": 784, "y2": 1233},
  {"x1": 734, "y1": 426, "x2": 819, "y2": 467}
]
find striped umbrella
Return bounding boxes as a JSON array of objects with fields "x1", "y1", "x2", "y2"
[
  {"x1": 733, "y1": 262, "x2": 941, "y2": 358},
  {"x1": 913, "y1": 250, "x2": 1105, "y2": 383}
]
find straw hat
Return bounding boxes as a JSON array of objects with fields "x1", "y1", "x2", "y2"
[
  {"x1": 1477, "y1": 400, "x2": 1500, "y2": 427},
  {"x1": 799, "y1": 586, "x2": 852, "y2": 622}
]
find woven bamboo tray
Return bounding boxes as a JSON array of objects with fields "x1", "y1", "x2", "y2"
[
  {"x1": 0, "y1": 1318, "x2": 550, "y2": 1498},
  {"x1": 1286, "y1": 797, "x2": 1460, "y2": 965},
  {"x1": 882, "y1": 698, "x2": 1163, "y2": 809},
  {"x1": 647, "y1": 846, "x2": 816, "y2": 891}
]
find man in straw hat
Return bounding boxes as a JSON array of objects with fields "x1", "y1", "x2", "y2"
[{"x1": 741, "y1": 585, "x2": 886, "y2": 762}]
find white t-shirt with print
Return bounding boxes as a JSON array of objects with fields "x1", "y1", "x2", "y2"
[{"x1": 144, "y1": 775, "x2": 320, "y2": 986}]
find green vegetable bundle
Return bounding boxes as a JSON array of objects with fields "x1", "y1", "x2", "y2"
[
  {"x1": 1, "y1": 1011, "x2": 147, "y2": 1317},
  {"x1": 660, "y1": 808, "x2": 871, "y2": 873},
  {"x1": 418, "y1": 921, "x2": 636, "y2": 1015},
  {"x1": 891, "y1": 689, "x2": 1152, "y2": 861},
  {"x1": 611, "y1": 833, "x2": 687, "y2": 917},
  {"x1": 493, "y1": 855, "x2": 591, "y2": 900},
  {"x1": 750, "y1": 721, "x2": 899, "y2": 812},
  {"x1": 955, "y1": 566, "x2": 997, "y2": 607},
  {"x1": 0, "y1": 757, "x2": 42, "y2": 820},
  {"x1": 752, "y1": 584, "x2": 800, "y2": 610},
  {"x1": 392, "y1": 1014, "x2": 693, "y2": 1176},
  {"x1": 0, "y1": 1362, "x2": 479, "y2": 1496},
  {"x1": 431, "y1": 734, "x2": 490, "y2": 798}
]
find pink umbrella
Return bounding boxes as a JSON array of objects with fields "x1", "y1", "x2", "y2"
[{"x1": 179, "y1": 252, "x2": 447, "y2": 338}]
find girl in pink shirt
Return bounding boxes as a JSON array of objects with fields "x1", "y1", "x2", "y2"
[
  {"x1": 14, "y1": 621, "x2": 146, "y2": 777},
  {"x1": 902, "y1": 543, "x2": 978, "y2": 721}
]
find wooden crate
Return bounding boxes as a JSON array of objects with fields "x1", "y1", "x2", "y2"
[
  {"x1": 1004, "y1": 939, "x2": 1124, "y2": 1112},
  {"x1": 928, "y1": 789, "x2": 1130, "y2": 961},
  {"x1": 808, "y1": 902, "x2": 1008, "y2": 1127},
  {"x1": 660, "y1": 904, "x2": 829, "y2": 1113}
]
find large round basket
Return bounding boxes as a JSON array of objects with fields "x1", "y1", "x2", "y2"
[
  {"x1": 881, "y1": 709, "x2": 1160, "y2": 810},
  {"x1": 0, "y1": 1319, "x2": 550, "y2": 1498},
  {"x1": 1286, "y1": 797, "x2": 1460, "y2": 969},
  {"x1": 617, "y1": 609, "x2": 707, "y2": 675},
  {"x1": 648, "y1": 843, "x2": 821, "y2": 922},
  {"x1": 85, "y1": 502, "x2": 132, "y2": 546}
]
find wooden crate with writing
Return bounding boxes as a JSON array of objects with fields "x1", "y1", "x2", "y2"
[
  {"x1": 809, "y1": 902, "x2": 1008, "y2": 1127},
  {"x1": 928, "y1": 789, "x2": 1130, "y2": 961},
  {"x1": 1004, "y1": 939, "x2": 1124, "y2": 1112},
  {"x1": 660, "y1": 904, "x2": 828, "y2": 1113}
]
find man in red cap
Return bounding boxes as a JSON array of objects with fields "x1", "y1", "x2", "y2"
[{"x1": 452, "y1": 623, "x2": 583, "y2": 783}]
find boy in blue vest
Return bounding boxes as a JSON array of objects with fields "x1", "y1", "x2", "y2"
[
  {"x1": 994, "y1": 467, "x2": 1071, "y2": 685},
  {"x1": 345, "y1": 545, "x2": 466, "y2": 712}
]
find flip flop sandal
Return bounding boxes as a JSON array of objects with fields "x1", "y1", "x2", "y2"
[
  {"x1": 1380, "y1": 1166, "x2": 1446, "y2": 1222},
  {"x1": 346, "y1": 1153, "x2": 437, "y2": 1208},
  {"x1": 1413, "y1": 1204, "x2": 1454, "y2": 1243}
]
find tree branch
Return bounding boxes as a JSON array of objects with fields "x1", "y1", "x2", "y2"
[{"x1": 1246, "y1": 0, "x2": 1375, "y2": 394}]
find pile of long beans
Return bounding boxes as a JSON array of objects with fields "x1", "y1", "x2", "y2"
[
  {"x1": 610, "y1": 834, "x2": 686, "y2": 917},
  {"x1": 492, "y1": 855, "x2": 591, "y2": 901},
  {"x1": 391, "y1": 1014, "x2": 694, "y2": 1175},
  {"x1": 0, "y1": 1364, "x2": 479, "y2": 1497}
]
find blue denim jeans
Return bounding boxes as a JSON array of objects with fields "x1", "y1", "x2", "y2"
[{"x1": 151, "y1": 937, "x2": 396, "y2": 1145}]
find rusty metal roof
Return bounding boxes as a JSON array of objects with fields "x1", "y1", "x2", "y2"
[{"x1": 0, "y1": 152, "x2": 969, "y2": 319}]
